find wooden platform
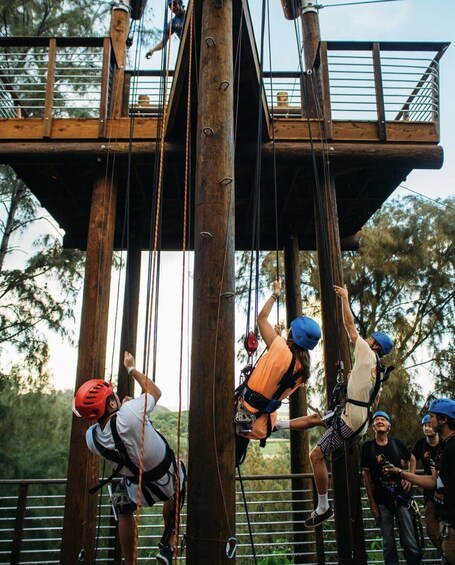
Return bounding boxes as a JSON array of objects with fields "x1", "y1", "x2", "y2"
[{"x1": 0, "y1": 3, "x2": 448, "y2": 251}]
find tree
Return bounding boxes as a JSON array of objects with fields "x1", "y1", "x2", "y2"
[
  {"x1": 0, "y1": 0, "x2": 110, "y2": 37},
  {"x1": 0, "y1": 167, "x2": 86, "y2": 384}
]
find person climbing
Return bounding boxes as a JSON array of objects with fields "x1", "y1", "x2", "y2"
[
  {"x1": 384, "y1": 398, "x2": 455, "y2": 565},
  {"x1": 280, "y1": 283, "x2": 394, "y2": 528},
  {"x1": 145, "y1": 0, "x2": 186, "y2": 59},
  {"x1": 234, "y1": 279, "x2": 321, "y2": 464},
  {"x1": 410, "y1": 413, "x2": 441, "y2": 553},
  {"x1": 362, "y1": 411, "x2": 422, "y2": 565},
  {"x1": 72, "y1": 351, "x2": 186, "y2": 565}
]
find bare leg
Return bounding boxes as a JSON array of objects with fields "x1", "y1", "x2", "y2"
[
  {"x1": 290, "y1": 412, "x2": 324, "y2": 431},
  {"x1": 310, "y1": 445, "x2": 329, "y2": 512},
  {"x1": 118, "y1": 513, "x2": 136, "y2": 565},
  {"x1": 162, "y1": 499, "x2": 176, "y2": 548}
]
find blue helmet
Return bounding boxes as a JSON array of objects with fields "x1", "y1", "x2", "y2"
[
  {"x1": 421, "y1": 414, "x2": 431, "y2": 425},
  {"x1": 371, "y1": 331, "x2": 394, "y2": 355},
  {"x1": 429, "y1": 398, "x2": 455, "y2": 420},
  {"x1": 373, "y1": 410, "x2": 391, "y2": 423},
  {"x1": 290, "y1": 317, "x2": 321, "y2": 351}
]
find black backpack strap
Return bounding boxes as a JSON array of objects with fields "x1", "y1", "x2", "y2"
[{"x1": 89, "y1": 415, "x2": 177, "y2": 503}]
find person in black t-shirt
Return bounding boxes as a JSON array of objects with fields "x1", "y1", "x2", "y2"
[
  {"x1": 361, "y1": 411, "x2": 422, "y2": 565},
  {"x1": 410, "y1": 414, "x2": 440, "y2": 552},
  {"x1": 384, "y1": 398, "x2": 455, "y2": 565}
]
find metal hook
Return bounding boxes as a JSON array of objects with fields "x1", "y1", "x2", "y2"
[
  {"x1": 220, "y1": 291, "x2": 235, "y2": 299},
  {"x1": 205, "y1": 36, "x2": 216, "y2": 47},
  {"x1": 219, "y1": 177, "x2": 233, "y2": 186},
  {"x1": 203, "y1": 127, "x2": 214, "y2": 137},
  {"x1": 219, "y1": 80, "x2": 230, "y2": 91},
  {"x1": 200, "y1": 231, "x2": 213, "y2": 239},
  {"x1": 225, "y1": 537, "x2": 237, "y2": 559}
]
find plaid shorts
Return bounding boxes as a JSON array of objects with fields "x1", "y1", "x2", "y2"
[{"x1": 317, "y1": 418, "x2": 355, "y2": 457}]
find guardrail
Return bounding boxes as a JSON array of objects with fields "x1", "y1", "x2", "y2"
[
  {"x1": 0, "y1": 37, "x2": 448, "y2": 132},
  {"x1": 0, "y1": 475, "x2": 441, "y2": 564}
]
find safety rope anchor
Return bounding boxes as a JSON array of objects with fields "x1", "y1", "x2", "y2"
[
  {"x1": 205, "y1": 36, "x2": 216, "y2": 47},
  {"x1": 225, "y1": 537, "x2": 237, "y2": 559},
  {"x1": 202, "y1": 126, "x2": 214, "y2": 136},
  {"x1": 220, "y1": 291, "x2": 235, "y2": 299},
  {"x1": 200, "y1": 231, "x2": 213, "y2": 239},
  {"x1": 219, "y1": 177, "x2": 233, "y2": 186},
  {"x1": 219, "y1": 80, "x2": 230, "y2": 91}
]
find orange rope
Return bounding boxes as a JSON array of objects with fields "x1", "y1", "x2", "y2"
[
  {"x1": 132, "y1": 4, "x2": 181, "y2": 564},
  {"x1": 173, "y1": 3, "x2": 194, "y2": 561}
]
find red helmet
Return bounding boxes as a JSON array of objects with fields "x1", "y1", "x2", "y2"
[{"x1": 73, "y1": 379, "x2": 114, "y2": 421}]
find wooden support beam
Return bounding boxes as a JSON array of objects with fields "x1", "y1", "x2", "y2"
[
  {"x1": 284, "y1": 228, "x2": 315, "y2": 563},
  {"x1": 0, "y1": 141, "x2": 444, "y2": 169},
  {"x1": 186, "y1": 0, "x2": 236, "y2": 562},
  {"x1": 314, "y1": 166, "x2": 367, "y2": 565},
  {"x1": 60, "y1": 166, "x2": 117, "y2": 565}
]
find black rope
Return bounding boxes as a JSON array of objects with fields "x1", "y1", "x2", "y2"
[{"x1": 236, "y1": 464, "x2": 258, "y2": 564}]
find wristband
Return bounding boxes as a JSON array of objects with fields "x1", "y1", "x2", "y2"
[
  {"x1": 127, "y1": 366, "x2": 135, "y2": 376},
  {"x1": 272, "y1": 293, "x2": 280, "y2": 300}
]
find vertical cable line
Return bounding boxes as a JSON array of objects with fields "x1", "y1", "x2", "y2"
[{"x1": 292, "y1": 17, "x2": 342, "y2": 358}]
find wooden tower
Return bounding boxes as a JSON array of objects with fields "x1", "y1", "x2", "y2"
[{"x1": 0, "y1": 0, "x2": 448, "y2": 562}]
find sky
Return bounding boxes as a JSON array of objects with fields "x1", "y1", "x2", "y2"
[{"x1": 13, "y1": 0, "x2": 455, "y2": 408}]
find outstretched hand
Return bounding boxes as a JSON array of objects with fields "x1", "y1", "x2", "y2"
[
  {"x1": 124, "y1": 351, "x2": 135, "y2": 371},
  {"x1": 145, "y1": 49, "x2": 154, "y2": 59},
  {"x1": 272, "y1": 279, "x2": 282, "y2": 296},
  {"x1": 333, "y1": 284, "x2": 348, "y2": 300}
]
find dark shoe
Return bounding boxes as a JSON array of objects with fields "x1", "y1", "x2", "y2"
[
  {"x1": 156, "y1": 544, "x2": 174, "y2": 565},
  {"x1": 304, "y1": 507, "x2": 333, "y2": 528}
]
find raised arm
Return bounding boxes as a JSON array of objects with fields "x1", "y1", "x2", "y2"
[
  {"x1": 257, "y1": 279, "x2": 281, "y2": 349},
  {"x1": 333, "y1": 285, "x2": 359, "y2": 344},
  {"x1": 123, "y1": 351, "x2": 162, "y2": 404}
]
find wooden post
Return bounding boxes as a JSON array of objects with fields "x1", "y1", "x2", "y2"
[
  {"x1": 109, "y1": 4, "x2": 130, "y2": 118},
  {"x1": 284, "y1": 228, "x2": 315, "y2": 562},
  {"x1": 60, "y1": 165, "x2": 117, "y2": 565},
  {"x1": 300, "y1": 2, "x2": 321, "y2": 118},
  {"x1": 186, "y1": 0, "x2": 236, "y2": 563},
  {"x1": 117, "y1": 243, "x2": 142, "y2": 400},
  {"x1": 314, "y1": 167, "x2": 367, "y2": 565}
]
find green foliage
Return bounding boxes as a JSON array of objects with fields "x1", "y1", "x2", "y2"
[
  {"x1": 0, "y1": 167, "x2": 85, "y2": 385},
  {"x1": 0, "y1": 377, "x2": 73, "y2": 478},
  {"x1": 0, "y1": 0, "x2": 111, "y2": 37}
]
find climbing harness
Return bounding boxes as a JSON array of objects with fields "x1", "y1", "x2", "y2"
[
  {"x1": 89, "y1": 414, "x2": 186, "y2": 546},
  {"x1": 326, "y1": 356, "x2": 395, "y2": 448},
  {"x1": 235, "y1": 353, "x2": 305, "y2": 445}
]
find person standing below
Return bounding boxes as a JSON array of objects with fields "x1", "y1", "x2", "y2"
[
  {"x1": 72, "y1": 351, "x2": 186, "y2": 565},
  {"x1": 410, "y1": 413, "x2": 440, "y2": 552},
  {"x1": 361, "y1": 411, "x2": 422, "y2": 565},
  {"x1": 384, "y1": 398, "x2": 455, "y2": 565},
  {"x1": 145, "y1": 0, "x2": 186, "y2": 59},
  {"x1": 296, "y1": 283, "x2": 394, "y2": 527}
]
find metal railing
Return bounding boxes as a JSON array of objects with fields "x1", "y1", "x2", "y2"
[
  {"x1": 0, "y1": 475, "x2": 442, "y2": 564},
  {"x1": 0, "y1": 38, "x2": 107, "y2": 120},
  {"x1": 0, "y1": 38, "x2": 447, "y2": 130}
]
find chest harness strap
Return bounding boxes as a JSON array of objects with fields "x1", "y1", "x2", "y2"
[
  {"x1": 89, "y1": 414, "x2": 176, "y2": 505},
  {"x1": 235, "y1": 354, "x2": 304, "y2": 446},
  {"x1": 333, "y1": 357, "x2": 395, "y2": 441}
]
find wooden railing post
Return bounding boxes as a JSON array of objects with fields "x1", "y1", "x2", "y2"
[{"x1": 43, "y1": 38, "x2": 56, "y2": 137}]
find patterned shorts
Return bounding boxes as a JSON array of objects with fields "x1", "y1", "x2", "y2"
[{"x1": 317, "y1": 418, "x2": 355, "y2": 457}]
